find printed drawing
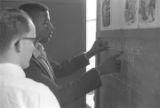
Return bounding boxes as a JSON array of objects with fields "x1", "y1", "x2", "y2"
[
  {"x1": 102, "y1": 0, "x2": 111, "y2": 27},
  {"x1": 139, "y1": 0, "x2": 156, "y2": 23},
  {"x1": 98, "y1": 0, "x2": 159, "y2": 31},
  {"x1": 124, "y1": 0, "x2": 137, "y2": 25}
]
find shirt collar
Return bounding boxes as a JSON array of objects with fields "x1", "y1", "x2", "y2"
[
  {"x1": 0, "y1": 63, "x2": 25, "y2": 77},
  {"x1": 33, "y1": 42, "x2": 46, "y2": 58}
]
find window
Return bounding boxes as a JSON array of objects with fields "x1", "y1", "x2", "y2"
[{"x1": 86, "y1": 0, "x2": 97, "y2": 108}]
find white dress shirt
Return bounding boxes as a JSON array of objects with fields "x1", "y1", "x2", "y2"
[{"x1": 0, "y1": 63, "x2": 60, "y2": 108}]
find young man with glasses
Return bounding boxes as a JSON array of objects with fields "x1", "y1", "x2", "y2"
[{"x1": 0, "y1": 8, "x2": 60, "y2": 108}]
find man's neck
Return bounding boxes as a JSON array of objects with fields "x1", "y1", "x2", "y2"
[{"x1": 0, "y1": 53, "x2": 19, "y2": 66}]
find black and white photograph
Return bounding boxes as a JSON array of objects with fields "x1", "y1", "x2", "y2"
[{"x1": 1, "y1": 0, "x2": 160, "y2": 108}]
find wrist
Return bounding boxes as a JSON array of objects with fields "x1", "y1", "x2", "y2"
[{"x1": 85, "y1": 50, "x2": 94, "y2": 59}]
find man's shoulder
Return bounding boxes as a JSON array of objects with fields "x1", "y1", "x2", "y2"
[
  {"x1": 21, "y1": 77, "x2": 51, "y2": 93},
  {"x1": 7, "y1": 76, "x2": 51, "y2": 95},
  {"x1": 0, "y1": 76, "x2": 60, "y2": 108}
]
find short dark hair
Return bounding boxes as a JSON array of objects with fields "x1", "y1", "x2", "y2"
[
  {"x1": 19, "y1": 2, "x2": 48, "y2": 22},
  {"x1": 0, "y1": 8, "x2": 30, "y2": 52}
]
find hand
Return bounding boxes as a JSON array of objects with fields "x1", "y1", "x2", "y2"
[
  {"x1": 96, "y1": 51, "x2": 123, "y2": 76},
  {"x1": 86, "y1": 39, "x2": 109, "y2": 59}
]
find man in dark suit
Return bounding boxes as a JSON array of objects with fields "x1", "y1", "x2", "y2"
[{"x1": 19, "y1": 2, "x2": 122, "y2": 107}]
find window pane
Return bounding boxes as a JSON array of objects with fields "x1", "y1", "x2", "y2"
[
  {"x1": 86, "y1": 1, "x2": 97, "y2": 108},
  {"x1": 86, "y1": 20, "x2": 96, "y2": 108},
  {"x1": 86, "y1": 0, "x2": 97, "y2": 20},
  {"x1": 86, "y1": 20, "x2": 96, "y2": 70}
]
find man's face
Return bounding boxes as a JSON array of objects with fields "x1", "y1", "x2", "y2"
[
  {"x1": 20, "y1": 19, "x2": 36, "y2": 69},
  {"x1": 36, "y1": 10, "x2": 54, "y2": 43}
]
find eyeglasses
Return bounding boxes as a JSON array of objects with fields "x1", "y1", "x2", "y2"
[{"x1": 22, "y1": 37, "x2": 39, "y2": 46}]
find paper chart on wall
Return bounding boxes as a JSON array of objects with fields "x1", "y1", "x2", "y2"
[
  {"x1": 98, "y1": 0, "x2": 123, "y2": 30},
  {"x1": 121, "y1": 0, "x2": 139, "y2": 29},
  {"x1": 98, "y1": 0, "x2": 160, "y2": 31},
  {"x1": 138, "y1": 0, "x2": 160, "y2": 28}
]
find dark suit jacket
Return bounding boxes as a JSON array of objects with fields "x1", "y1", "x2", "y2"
[{"x1": 24, "y1": 54, "x2": 101, "y2": 107}]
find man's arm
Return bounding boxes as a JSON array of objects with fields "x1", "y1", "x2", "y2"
[
  {"x1": 25, "y1": 58, "x2": 101, "y2": 107},
  {"x1": 25, "y1": 51, "x2": 122, "y2": 107},
  {"x1": 51, "y1": 39, "x2": 109, "y2": 78},
  {"x1": 58, "y1": 69, "x2": 101, "y2": 107},
  {"x1": 58, "y1": 52, "x2": 123, "y2": 106},
  {"x1": 50, "y1": 53, "x2": 89, "y2": 78}
]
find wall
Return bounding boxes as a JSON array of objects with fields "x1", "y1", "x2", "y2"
[
  {"x1": 0, "y1": 0, "x2": 86, "y2": 108},
  {"x1": 0, "y1": 0, "x2": 86, "y2": 62},
  {"x1": 96, "y1": 28, "x2": 160, "y2": 108}
]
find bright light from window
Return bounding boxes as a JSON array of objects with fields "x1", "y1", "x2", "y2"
[
  {"x1": 86, "y1": 0, "x2": 97, "y2": 71},
  {"x1": 86, "y1": 0, "x2": 97, "y2": 20},
  {"x1": 86, "y1": 21, "x2": 96, "y2": 71},
  {"x1": 86, "y1": 0, "x2": 97, "y2": 108}
]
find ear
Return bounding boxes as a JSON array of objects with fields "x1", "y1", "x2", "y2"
[{"x1": 14, "y1": 40, "x2": 21, "y2": 53}]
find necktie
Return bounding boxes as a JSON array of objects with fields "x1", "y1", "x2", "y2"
[{"x1": 33, "y1": 42, "x2": 55, "y2": 80}]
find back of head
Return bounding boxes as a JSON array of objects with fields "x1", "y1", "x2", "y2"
[
  {"x1": 0, "y1": 8, "x2": 30, "y2": 53},
  {"x1": 19, "y1": 2, "x2": 48, "y2": 23}
]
